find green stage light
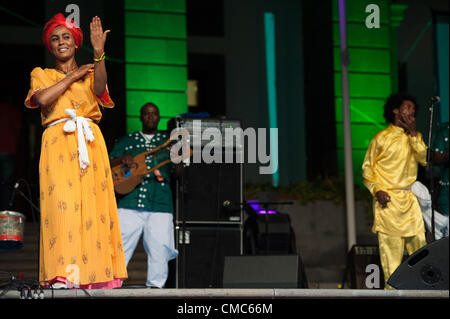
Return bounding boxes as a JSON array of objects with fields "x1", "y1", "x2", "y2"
[
  {"x1": 124, "y1": 0, "x2": 188, "y2": 132},
  {"x1": 264, "y1": 12, "x2": 280, "y2": 187},
  {"x1": 333, "y1": 0, "x2": 407, "y2": 183}
]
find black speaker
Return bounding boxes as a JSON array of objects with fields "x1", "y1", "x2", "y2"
[
  {"x1": 179, "y1": 158, "x2": 242, "y2": 222},
  {"x1": 223, "y1": 255, "x2": 308, "y2": 288},
  {"x1": 388, "y1": 237, "x2": 449, "y2": 290},
  {"x1": 176, "y1": 224, "x2": 241, "y2": 288},
  {"x1": 244, "y1": 213, "x2": 295, "y2": 255}
]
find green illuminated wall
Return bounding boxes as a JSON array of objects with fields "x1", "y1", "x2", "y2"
[
  {"x1": 124, "y1": 0, "x2": 188, "y2": 132},
  {"x1": 332, "y1": 0, "x2": 407, "y2": 183}
]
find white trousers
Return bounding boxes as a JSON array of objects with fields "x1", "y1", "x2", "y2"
[
  {"x1": 412, "y1": 181, "x2": 449, "y2": 239},
  {"x1": 118, "y1": 208, "x2": 178, "y2": 288}
]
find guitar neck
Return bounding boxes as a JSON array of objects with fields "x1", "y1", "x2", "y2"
[{"x1": 140, "y1": 138, "x2": 172, "y2": 157}]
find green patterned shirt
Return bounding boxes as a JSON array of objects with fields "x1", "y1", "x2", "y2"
[{"x1": 109, "y1": 131, "x2": 174, "y2": 214}]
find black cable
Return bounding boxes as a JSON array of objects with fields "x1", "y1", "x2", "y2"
[
  {"x1": 0, "y1": 271, "x2": 14, "y2": 298},
  {"x1": 178, "y1": 163, "x2": 186, "y2": 288},
  {"x1": 19, "y1": 178, "x2": 38, "y2": 224},
  {"x1": 209, "y1": 158, "x2": 223, "y2": 288},
  {"x1": 14, "y1": 179, "x2": 41, "y2": 287},
  {"x1": 80, "y1": 287, "x2": 92, "y2": 298},
  {"x1": 14, "y1": 179, "x2": 40, "y2": 224},
  {"x1": 0, "y1": 272, "x2": 47, "y2": 299},
  {"x1": 40, "y1": 280, "x2": 54, "y2": 299}
]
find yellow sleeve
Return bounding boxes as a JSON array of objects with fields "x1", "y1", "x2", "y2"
[
  {"x1": 408, "y1": 132, "x2": 427, "y2": 167},
  {"x1": 24, "y1": 67, "x2": 48, "y2": 109},
  {"x1": 88, "y1": 70, "x2": 114, "y2": 108},
  {"x1": 362, "y1": 135, "x2": 385, "y2": 196},
  {"x1": 96, "y1": 85, "x2": 115, "y2": 108}
]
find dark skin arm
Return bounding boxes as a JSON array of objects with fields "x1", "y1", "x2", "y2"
[
  {"x1": 110, "y1": 154, "x2": 134, "y2": 168},
  {"x1": 90, "y1": 16, "x2": 110, "y2": 96},
  {"x1": 33, "y1": 64, "x2": 94, "y2": 109}
]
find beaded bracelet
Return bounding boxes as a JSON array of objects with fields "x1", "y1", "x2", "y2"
[{"x1": 94, "y1": 52, "x2": 106, "y2": 63}]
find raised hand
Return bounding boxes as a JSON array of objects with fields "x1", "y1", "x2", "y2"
[
  {"x1": 398, "y1": 112, "x2": 417, "y2": 136},
  {"x1": 90, "y1": 16, "x2": 110, "y2": 57}
]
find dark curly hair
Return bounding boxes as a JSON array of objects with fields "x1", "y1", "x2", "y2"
[{"x1": 383, "y1": 92, "x2": 417, "y2": 124}]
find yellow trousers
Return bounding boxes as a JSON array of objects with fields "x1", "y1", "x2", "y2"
[{"x1": 377, "y1": 232, "x2": 427, "y2": 289}]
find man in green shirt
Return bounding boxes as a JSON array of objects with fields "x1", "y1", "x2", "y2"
[
  {"x1": 432, "y1": 121, "x2": 449, "y2": 237},
  {"x1": 110, "y1": 102, "x2": 179, "y2": 288},
  {"x1": 433, "y1": 122, "x2": 449, "y2": 217}
]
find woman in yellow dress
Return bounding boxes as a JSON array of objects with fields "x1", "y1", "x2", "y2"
[{"x1": 24, "y1": 13, "x2": 127, "y2": 289}]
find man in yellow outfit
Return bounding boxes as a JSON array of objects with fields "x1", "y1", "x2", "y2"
[{"x1": 362, "y1": 93, "x2": 428, "y2": 289}]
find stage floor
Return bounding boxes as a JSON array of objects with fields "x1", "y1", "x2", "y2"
[{"x1": 1, "y1": 288, "x2": 448, "y2": 299}]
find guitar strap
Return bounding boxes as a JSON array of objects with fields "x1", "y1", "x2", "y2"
[
  {"x1": 139, "y1": 131, "x2": 155, "y2": 144},
  {"x1": 139, "y1": 131, "x2": 165, "y2": 183}
]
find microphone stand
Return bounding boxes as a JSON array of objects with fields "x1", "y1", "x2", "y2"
[
  {"x1": 174, "y1": 116, "x2": 187, "y2": 288},
  {"x1": 17, "y1": 189, "x2": 40, "y2": 215},
  {"x1": 7, "y1": 181, "x2": 40, "y2": 279},
  {"x1": 8, "y1": 181, "x2": 40, "y2": 223},
  {"x1": 426, "y1": 98, "x2": 436, "y2": 241}
]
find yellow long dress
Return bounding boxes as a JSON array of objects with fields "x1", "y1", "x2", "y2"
[{"x1": 25, "y1": 67, "x2": 128, "y2": 288}]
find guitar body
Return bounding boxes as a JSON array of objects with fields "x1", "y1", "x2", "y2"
[
  {"x1": 111, "y1": 151, "x2": 150, "y2": 195},
  {"x1": 111, "y1": 138, "x2": 191, "y2": 195}
]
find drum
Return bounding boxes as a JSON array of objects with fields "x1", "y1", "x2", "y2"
[{"x1": 0, "y1": 211, "x2": 26, "y2": 251}]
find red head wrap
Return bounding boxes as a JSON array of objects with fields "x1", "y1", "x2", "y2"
[{"x1": 42, "y1": 13, "x2": 83, "y2": 53}]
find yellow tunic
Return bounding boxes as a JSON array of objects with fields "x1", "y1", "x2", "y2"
[
  {"x1": 362, "y1": 124, "x2": 427, "y2": 237},
  {"x1": 25, "y1": 67, "x2": 127, "y2": 287}
]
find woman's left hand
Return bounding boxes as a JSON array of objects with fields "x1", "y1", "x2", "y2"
[{"x1": 90, "y1": 16, "x2": 110, "y2": 57}]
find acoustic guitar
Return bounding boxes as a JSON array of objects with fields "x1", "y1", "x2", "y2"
[{"x1": 111, "y1": 138, "x2": 191, "y2": 195}]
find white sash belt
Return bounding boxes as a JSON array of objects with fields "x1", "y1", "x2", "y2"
[{"x1": 47, "y1": 109, "x2": 94, "y2": 169}]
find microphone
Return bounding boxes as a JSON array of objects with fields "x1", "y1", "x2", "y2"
[
  {"x1": 431, "y1": 96, "x2": 440, "y2": 102},
  {"x1": 8, "y1": 182, "x2": 20, "y2": 208},
  {"x1": 175, "y1": 115, "x2": 185, "y2": 124},
  {"x1": 222, "y1": 200, "x2": 246, "y2": 212},
  {"x1": 223, "y1": 200, "x2": 232, "y2": 208}
]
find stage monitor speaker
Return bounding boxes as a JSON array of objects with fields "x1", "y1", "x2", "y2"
[
  {"x1": 223, "y1": 255, "x2": 308, "y2": 288},
  {"x1": 176, "y1": 225, "x2": 241, "y2": 288},
  {"x1": 244, "y1": 213, "x2": 295, "y2": 255},
  {"x1": 388, "y1": 236, "x2": 448, "y2": 290},
  {"x1": 179, "y1": 158, "x2": 242, "y2": 222},
  {"x1": 347, "y1": 245, "x2": 385, "y2": 289}
]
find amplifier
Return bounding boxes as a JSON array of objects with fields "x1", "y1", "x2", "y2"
[
  {"x1": 167, "y1": 117, "x2": 243, "y2": 148},
  {"x1": 175, "y1": 224, "x2": 242, "y2": 288},
  {"x1": 177, "y1": 158, "x2": 243, "y2": 223},
  {"x1": 347, "y1": 245, "x2": 385, "y2": 289}
]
